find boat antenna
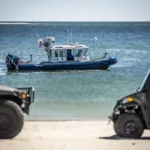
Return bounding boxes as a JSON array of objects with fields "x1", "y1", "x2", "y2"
[
  {"x1": 36, "y1": 32, "x2": 42, "y2": 39},
  {"x1": 36, "y1": 33, "x2": 42, "y2": 64},
  {"x1": 70, "y1": 29, "x2": 72, "y2": 44},
  {"x1": 67, "y1": 29, "x2": 70, "y2": 45},
  {"x1": 67, "y1": 29, "x2": 73, "y2": 45}
]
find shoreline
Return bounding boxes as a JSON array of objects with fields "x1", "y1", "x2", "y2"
[
  {"x1": 25, "y1": 115, "x2": 110, "y2": 122},
  {"x1": 25, "y1": 119, "x2": 110, "y2": 122}
]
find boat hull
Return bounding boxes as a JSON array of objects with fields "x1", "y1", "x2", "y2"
[{"x1": 6, "y1": 54, "x2": 117, "y2": 71}]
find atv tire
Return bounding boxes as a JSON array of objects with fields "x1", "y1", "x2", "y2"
[
  {"x1": 116, "y1": 113, "x2": 144, "y2": 138},
  {"x1": 0, "y1": 100, "x2": 24, "y2": 139},
  {"x1": 113, "y1": 123, "x2": 123, "y2": 137}
]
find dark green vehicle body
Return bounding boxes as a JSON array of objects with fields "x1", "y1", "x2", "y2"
[
  {"x1": 109, "y1": 69, "x2": 150, "y2": 138},
  {"x1": 0, "y1": 85, "x2": 34, "y2": 114},
  {"x1": 0, "y1": 85, "x2": 34, "y2": 139}
]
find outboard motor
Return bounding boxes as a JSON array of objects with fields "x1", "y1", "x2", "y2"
[{"x1": 6, "y1": 54, "x2": 20, "y2": 71}]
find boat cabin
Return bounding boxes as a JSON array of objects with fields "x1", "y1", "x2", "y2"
[
  {"x1": 39, "y1": 37, "x2": 90, "y2": 62},
  {"x1": 45, "y1": 44, "x2": 89, "y2": 62}
]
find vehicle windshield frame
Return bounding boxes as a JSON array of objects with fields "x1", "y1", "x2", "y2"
[{"x1": 138, "y1": 69, "x2": 150, "y2": 92}]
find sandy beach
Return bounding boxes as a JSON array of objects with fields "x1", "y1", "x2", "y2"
[{"x1": 1, "y1": 121, "x2": 150, "y2": 150}]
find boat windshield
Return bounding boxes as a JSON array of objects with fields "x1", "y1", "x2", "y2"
[
  {"x1": 83, "y1": 49, "x2": 88, "y2": 55},
  {"x1": 75, "y1": 49, "x2": 84, "y2": 57}
]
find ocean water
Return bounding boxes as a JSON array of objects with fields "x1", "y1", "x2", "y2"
[{"x1": 0, "y1": 22, "x2": 150, "y2": 120}]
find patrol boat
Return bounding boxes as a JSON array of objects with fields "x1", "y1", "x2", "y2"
[{"x1": 6, "y1": 37, "x2": 117, "y2": 71}]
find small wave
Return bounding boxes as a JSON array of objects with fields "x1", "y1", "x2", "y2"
[
  {"x1": 0, "y1": 68, "x2": 6, "y2": 75},
  {"x1": 106, "y1": 48, "x2": 121, "y2": 52},
  {"x1": 0, "y1": 71, "x2": 6, "y2": 75},
  {"x1": 0, "y1": 73, "x2": 6, "y2": 75}
]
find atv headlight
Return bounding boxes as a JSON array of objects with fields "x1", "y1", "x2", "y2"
[
  {"x1": 122, "y1": 97, "x2": 133, "y2": 104},
  {"x1": 21, "y1": 93, "x2": 27, "y2": 99},
  {"x1": 14, "y1": 90, "x2": 27, "y2": 99}
]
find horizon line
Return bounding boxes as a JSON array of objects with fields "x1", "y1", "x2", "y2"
[{"x1": 0, "y1": 21, "x2": 150, "y2": 23}]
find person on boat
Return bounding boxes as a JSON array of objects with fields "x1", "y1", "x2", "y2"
[
  {"x1": 47, "y1": 50, "x2": 52, "y2": 61},
  {"x1": 102, "y1": 52, "x2": 109, "y2": 58},
  {"x1": 44, "y1": 41, "x2": 50, "y2": 48},
  {"x1": 44, "y1": 37, "x2": 55, "y2": 47},
  {"x1": 43, "y1": 38, "x2": 53, "y2": 61},
  {"x1": 43, "y1": 38, "x2": 51, "y2": 49},
  {"x1": 43, "y1": 37, "x2": 54, "y2": 49},
  {"x1": 43, "y1": 43, "x2": 52, "y2": 61},
  {"x1": 67, "y1": 50, "x2": 74, "y2": 61}
]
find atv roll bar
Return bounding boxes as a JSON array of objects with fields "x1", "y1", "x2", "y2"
[{"x1": 138, "y1": 69, "x2": 150, "y2": 92}]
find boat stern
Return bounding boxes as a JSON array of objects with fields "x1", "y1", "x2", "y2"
[{"x1": 6, "y1": 54, "x2": 20, "y2": 71}]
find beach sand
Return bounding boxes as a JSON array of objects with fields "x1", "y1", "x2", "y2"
[{"x1": 0, "y1": 121, "x2": 150, "y2": 150}]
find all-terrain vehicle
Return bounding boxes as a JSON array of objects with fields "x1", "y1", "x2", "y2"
[
  {"x1": 109, "y1": 69, "x2": 150, "y2": 138},
  {"x1": 0, "y1": 85, "x2": 34, "y2": 139}
]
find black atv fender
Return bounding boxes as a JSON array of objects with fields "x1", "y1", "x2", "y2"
[{"x1": 0, "y1": 95, "x2": 23, "y2": 108}]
